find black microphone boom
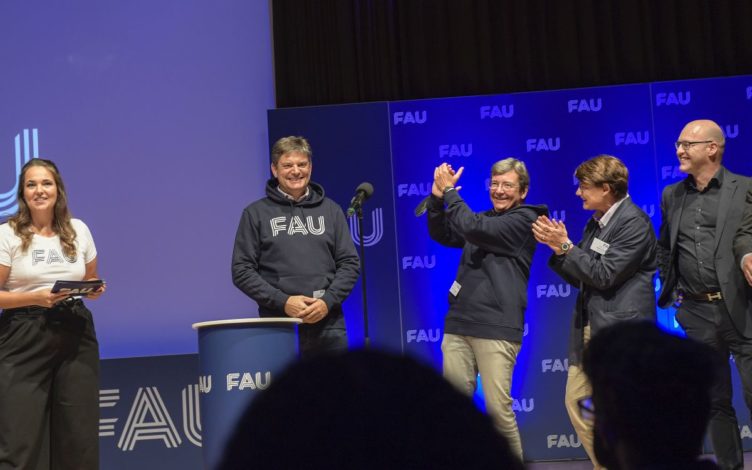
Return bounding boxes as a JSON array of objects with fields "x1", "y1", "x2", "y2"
[{"x1": 347, "y1": 182, "x2": 374, "y2": 216}]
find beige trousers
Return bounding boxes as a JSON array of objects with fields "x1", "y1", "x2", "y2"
[
  {"x1": 564, "y1": 324, "x2": 603, "y2": 469},
  {"x1": 442, "y1": 333, "x2": 523, "y2": 460}
]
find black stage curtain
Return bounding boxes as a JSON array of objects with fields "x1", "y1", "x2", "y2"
[{"x1": 271, "y1": 0, "x2": 752, "y2": 108}]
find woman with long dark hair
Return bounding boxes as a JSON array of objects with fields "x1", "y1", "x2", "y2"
[{"x1": 0, "y1": 158, "x2": 104, "y2": 469}]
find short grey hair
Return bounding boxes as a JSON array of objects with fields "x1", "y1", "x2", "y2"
[
  {"x1": 271, "y1": 136, "x2": 312, "y2": 165},
  {"x1": 491, "y1": 158, "x2": 529, "y2": 194}
]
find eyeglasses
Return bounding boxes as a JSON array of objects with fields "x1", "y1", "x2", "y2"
[
  {"x1": 490, "y1": 182, "x2": 518, "y2": 191},
  {"x1": 674, "y1": 140, "x2": 713, "y2": 150},
  {"x1": 577, "y1": 396, "x2": 595, "y2": 422}
]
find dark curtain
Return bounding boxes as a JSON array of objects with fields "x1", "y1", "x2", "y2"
[{"x1": 271, "y1": 0, "x2": 752, "y2": 108}]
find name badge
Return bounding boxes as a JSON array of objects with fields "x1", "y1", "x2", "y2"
[
  {"x1": 449, "y1": 281, "x2": 461, "y2": 297},
  {"x1": 313, "y1": 289, "x2": 326, "y2": 299},
  {"x1": 590, "y1": 237, "x2": 610, "y2": 255}
]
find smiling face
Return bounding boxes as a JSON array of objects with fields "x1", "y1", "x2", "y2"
[
  {"x1": 23, "y1": 166, "x2": 58, "y2": 216},
  {"x1": 271, "y1": 151, "x2": 311, "y2": 199},
  {"x1": 489, "y1": 171, "x2": 527, "y2": 213},
  {"x1": 675, "y1": 120, "x2": 723, "y2": 177},
  {"x1": 576, "y1": 182, "x2": 613, "y2": 214}
]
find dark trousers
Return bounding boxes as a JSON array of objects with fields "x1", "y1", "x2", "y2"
[
  {"x1": 0, "y1": 300, "x2": 100, "y2": 470},
  {"x1": 677, "y1": 299, "x2": 752, "y2": 470},
  {"x1": 298, "y1": 327, "x2": 348, "y2": 359}
]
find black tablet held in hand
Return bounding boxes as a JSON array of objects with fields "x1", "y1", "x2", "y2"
[{"x1": 51, "y1": 279, "x2": 104, "y2": 296}]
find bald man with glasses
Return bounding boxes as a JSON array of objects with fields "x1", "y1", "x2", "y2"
[{"x1": 657, "y1": 119, "x2": 752, "y2": 470}]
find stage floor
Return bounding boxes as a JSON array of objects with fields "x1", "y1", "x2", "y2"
[{"x1": 527, "y1": 452, "x2": 752, "y2": 469}]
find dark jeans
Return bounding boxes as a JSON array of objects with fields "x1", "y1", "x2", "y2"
[
  {"x1": 0, "y1": 300, "x2": 100, "y2": 470},
  {"x1": 677, "y1": 299, "x2": 752, "y2": 470},
  {"x1": 298, "y1": 326, "x2": 348, "y2": 359}
]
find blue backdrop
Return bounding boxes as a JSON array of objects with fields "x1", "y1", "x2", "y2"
[{"x1": 269, "y1": 74, "x2": 752, "y2": 460}]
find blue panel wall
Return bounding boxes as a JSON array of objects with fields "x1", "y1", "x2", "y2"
[{"x1": 269, "y1": 75, "x2": 752, "y2": 461}]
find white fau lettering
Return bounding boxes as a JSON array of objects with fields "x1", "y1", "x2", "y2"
[
  {"x1": 101, "y1": 385, "x2": 202, "y2": 450},
  {"x1": 31, "y1": 248, "x2": 75, "y2": 266},
  {"x1": 397, "y1": 182, "x2": 432, "y2": 197},
  {"x1": 542, "y1": 358, "x2": 569, "y2": 372},
  {"x1": 117, "y1": 387, "x2": 182, "y2": 451},
  {"x1": 526, "y1": 138, "x2": 561, "y2": 152},
  {"x1": 747, "y1": 86, "x2": 752, "y2": 100},
  {"x1": 270, "y1": 216, "x2": 325, "y2": 237},
  {"x1": 640, "y1": 204, "x2": 655, "y2": 218},
  {"x1": 479, "y1": 104, "x2": 514, "y2": 119},
  {"x1": 567, "y1": 98, "x2": 602, "y2": 113},
  {"x1": 226, "y1": 371, "x2": 272, "y2": 391},
  {"x1": 536, "y1": 284, "x2": 571, "y2": 299},
  {"x1": 655, "y1": 91, "x2": 690, "y2": 106},
  {"x1": 614, "y1": 131, "x2": 649, "y2": 145},
  {"x1": 393, "y1": 111, "x2": 427, "y2": 125},
  {"x1": 402, "y1": 255, "x2": 436, "y2": 270},
  {"x1": 547, "y1": 434, "x2": 582, "y2": 448},
  {"x1": 439, "y1": 143, "x2": 472, "y2": 158},
  {"x1": 741, "y1": 425, "x2": 751, "y2": 439},
  {"x1": 406, "y1": 328, "x2": 441, "y2": 343}
]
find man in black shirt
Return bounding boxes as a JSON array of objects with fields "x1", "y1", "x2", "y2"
[{"x1": 657, "y1": 119, "x2": 752, "y2": 470}]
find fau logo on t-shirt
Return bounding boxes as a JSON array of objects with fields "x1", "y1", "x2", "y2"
[{"x1": 31, "y1": 249, "x2": 76, "y2": 265}]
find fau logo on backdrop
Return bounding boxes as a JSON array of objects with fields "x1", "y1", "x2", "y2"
[
  {"x1": 661, "y1": 166, "x2": 683, "y2": 180},
  {"x1": 747, "y1": 86, "x2": 752, "y2": 100},
  {"x1": 348, "y1": 208, "x2": 384, "y2": 247},
  {"x1": 479, "y1": 104, "x2": 515, "y2": 119},
  {"x1": 655, "y1": 91, "x2": 691, "y2": 106},
  {"x1": 526, "y1": 138, "x2": 561, "y2": 152},
  {"x1": 1, "y1": 128, "x2": 39, "y2": 217},
  {"x1": 640, "y1": 203, "x2": 656, "y2": 218},
  {"x1": 512, "y1": 398, "x2": 535, "y2": 413},
  {"x1": 614, "y1": 131, "x2": 650, "y2": 146},
  {"x1": 393, "y1": 111, "x2": 427, "y2": 125},
  {"x1": 397, "y1": 182, "x2": 432, "y2": 197},
  {"x1": 402, "y1": 255, "x2": 436, "y2": 270},
  {"x1": 541, "y1": 358, "x2": 569, "y2": 373},
  {"x1": 549, "y1": 210, "x2": 566, "y2": 222},
  {"x1": 723, "y1": 123, "x2": 740, "y2": 138},
  {"x1": 406, "y1": 328, "x2": 441, "y2": 343},
  {"x1": 100, "y1": 384, "x2": 202, "y2": 450},
  {"x1": 547, "y1": 434, "x2": 582, "y2": 449},
  {"x1": 567, "y1": 98, "x2": 602, "y2": 113},
  {"x1": 536, "y1": 283, "x2": 572, "y2": 299},
  {"x1": 439, "y1": 143, "x2": 472, "y2": 158}
]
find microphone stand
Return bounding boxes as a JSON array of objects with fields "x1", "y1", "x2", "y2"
[{"x1": 356, "y1": 205, "x2": 370, "y2": 349}]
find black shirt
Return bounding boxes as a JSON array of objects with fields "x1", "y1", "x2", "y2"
[{"x1": 676, "y1": 170, "x2": 723, "y2": 293}]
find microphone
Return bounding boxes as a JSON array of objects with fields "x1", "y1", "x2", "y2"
[
  {"x1": 414, "y1": 196, "x2": 431, "y2": 217},
  {"x1": 347, "y1": 182, "x2": 374, "y2": 216}
]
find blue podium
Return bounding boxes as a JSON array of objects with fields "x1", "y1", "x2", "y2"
[{"x1": 192, "y1": 318, "x2": 301, "y2": 469}]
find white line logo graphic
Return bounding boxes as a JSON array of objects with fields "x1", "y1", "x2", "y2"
[
  {"x1": 1, "y1": 129, "x2": 39, "y2": 217},
  {"x1": 348, "y1": 207, "x2": 384, "y2": 247}
]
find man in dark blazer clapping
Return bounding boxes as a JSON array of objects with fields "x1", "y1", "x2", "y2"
[
  {"x1": 533, "y1": 155, "x2": 657, "y2": 470},
  {"x1": 657, "y1": 119, "x2": 752, "y2": 470}
]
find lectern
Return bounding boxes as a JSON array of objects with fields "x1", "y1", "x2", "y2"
[{"x1": 192, "y1": 318, "x2": 301, "y2": 469}]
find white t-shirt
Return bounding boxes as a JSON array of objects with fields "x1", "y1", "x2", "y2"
[{"x1": 0, "y1": 219, "x2": 97, "y2": 293}]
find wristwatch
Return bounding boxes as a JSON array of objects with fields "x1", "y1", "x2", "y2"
[
  {"x1": 442, "y1": 185, "x2": 455, "y2": 194},
  {"x1": 560, "y1": 241, "x2": 573, "y2": 254}
]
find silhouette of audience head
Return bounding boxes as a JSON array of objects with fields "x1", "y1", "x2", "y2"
[
  {"x1": 219, "y1": 349, "x2": 523, "y2": 469},
  {"x1": 582, "y1": 321, "x2": 718, "y2": 469}
]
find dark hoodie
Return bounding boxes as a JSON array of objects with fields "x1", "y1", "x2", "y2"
[
  {"x1": 427, "y1": 189, "x2": 548, "y2": 342},
  {"x1": 232, "y1": 179, "x2": 360, "y2": 331}
]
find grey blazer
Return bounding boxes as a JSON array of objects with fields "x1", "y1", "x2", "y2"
[
  {"x1": 550, "y1": 198, "x2": 657, "y2": 365},
  {"x1": 657, "y1": 166, "x2": 752, "y2": 339}
]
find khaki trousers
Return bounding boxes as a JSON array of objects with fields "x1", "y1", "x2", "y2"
[
  {"x1": 442, "y1": 333, "x2": 523, "y2": 459},
  {"x1": 564, "y1": 324, "x2": 603, "y2": 469}
]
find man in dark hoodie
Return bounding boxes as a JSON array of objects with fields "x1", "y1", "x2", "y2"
[
  {"x1": 232, "y1": 136, "x2": 360, "y2": 357},
  {"x1": 427, "y1": 158, "x2": 547, "y2": 460}
]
